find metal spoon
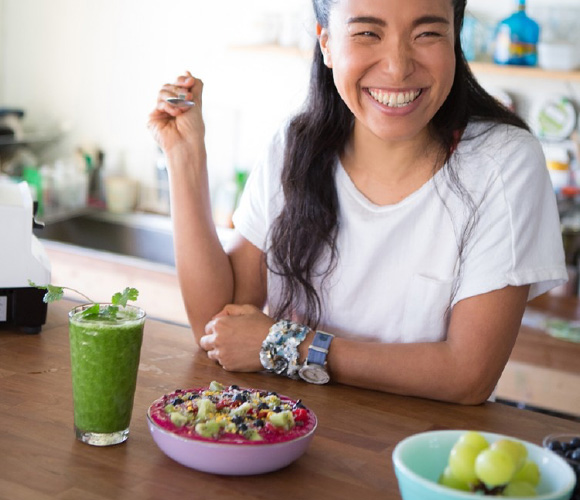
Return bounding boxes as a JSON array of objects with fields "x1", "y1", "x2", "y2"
[{"x1": 166, "y1": 94, "x2": 195, "y2": 107}]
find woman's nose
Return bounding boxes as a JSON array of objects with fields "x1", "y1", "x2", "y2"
[{"x1": 380, "y1": 41, "x2": 415, "y2": 81}]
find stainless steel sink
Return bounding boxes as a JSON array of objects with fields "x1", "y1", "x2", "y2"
[
  {"x1": 34, "y1": 210, "x2": 177, "y2": 266},
  {"x1": 34, "y1": 210, "x2": 235, "y2": 267}
]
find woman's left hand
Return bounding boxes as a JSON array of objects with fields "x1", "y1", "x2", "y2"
[{"x1": 200, "y1": 304, "x2": 275, "y2": 372}]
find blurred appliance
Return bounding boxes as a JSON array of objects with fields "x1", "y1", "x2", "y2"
[{"x1": 0, "y1": 181, "x2": 51, "y2": 333}]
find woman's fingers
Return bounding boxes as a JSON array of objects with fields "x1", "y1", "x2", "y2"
[
  {"x1": 155, "y1": 72, "x2": 201, "y2": 113},
  {"x1": 200, "y1": 326, "x2": 217, "y2": 351}
]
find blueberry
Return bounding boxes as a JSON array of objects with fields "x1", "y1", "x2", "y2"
[
  {"x1": 231, "y1": 415, "x2": 244, "y2": 425},
  {"x1": 570, "y1": 437, "x2": 580, "y2": 449},
  {"x1": 293, "y1": 400, "x2": 306, "y2": 409},
  {"x1": 257, "y1": 402, "x2": 269, "y2": 411},
  {"x1": 254, "y1": 419, "x2": 265, "y2": 428},
  {"x1": 571, "y1": 448, "x2": 580, "y2": 462},
  {"x1": 272, "y1": 406, "x2": 282, "y2": 413},
  {"x1": 268, "y1": 391, "x2": 278, "y2": 396},
  {"x1": 234, "y1": 393, "x2": 247, "y2": 403},
  {"x1": 230, "y1": 384, "x2": 239, "y2": 390},
  {"x1": 548, "y1": 440, "x2": 563, "y2": 452},
  {"x1": 238, "y1": 423, "x2": 248, "y2": 432},
  {"x1": 173, "y1": 398, "x2": 184, "y2": 405}
]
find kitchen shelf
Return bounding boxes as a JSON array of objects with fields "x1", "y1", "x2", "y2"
[{"x1": 469, "y1": 61, "x2": 580, "y2": 82}]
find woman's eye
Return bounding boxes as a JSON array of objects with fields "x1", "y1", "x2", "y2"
[
  {"x1": 418, "y1": 31, "x2": 442, "y2": 38},
  {"x1": 355, "y1": 31, "x2": 379, "y2": 39}
]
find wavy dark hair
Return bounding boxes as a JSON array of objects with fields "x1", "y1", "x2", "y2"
[{"x1": 266, "y1": 0, "x2": 529, "y2": 328}]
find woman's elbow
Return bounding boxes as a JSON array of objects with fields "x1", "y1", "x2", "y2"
[{"x1": 447, "y1": 371, "x2": 499, "y2": 405}]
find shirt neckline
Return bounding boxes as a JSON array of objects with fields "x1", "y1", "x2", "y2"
[{"x1": 335, "y1": 158, "x2": 446, "y2": 213}]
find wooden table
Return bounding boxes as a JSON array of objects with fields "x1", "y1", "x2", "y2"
[
  {"x1": 1, "y1": 300, "x2": 579, "y2": 500},
  {"x1": 496, "y1": 294, "x2": 580, "y2": 418}
]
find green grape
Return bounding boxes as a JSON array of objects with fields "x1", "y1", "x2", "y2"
[
  {"x1": 512, "y1": 459, "x2": 540, "y2": 487},
  {"x1": 438, "y1": 465, "x2": 471, "y2": 492},
  {"x1": 449, "y1": 442, "x2": 480, "y2": 485},
  {"x1": 458, "y1": 431, "x2": 490, "y2": 454},
  {"x1": 491, "y1": 439, "x2": 528, "y2": 472},
  {"x1": 503, "y1": 480, "x2": 537, "y2": 497},
  {"x1": 475, "y1": 448, "x2": 516, "y2": 487}
]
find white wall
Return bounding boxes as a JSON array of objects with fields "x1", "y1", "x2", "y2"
[
  {"x1": 1, "y1": 0, "x2": 579, "y2": 208},
  {"x1": 0, "y1": 0, "x2": 312, "y2": 200}
]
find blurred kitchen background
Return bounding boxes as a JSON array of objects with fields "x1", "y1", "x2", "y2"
[{"x1": 2, "y1": 0, "x2": 580, "y2": 307}]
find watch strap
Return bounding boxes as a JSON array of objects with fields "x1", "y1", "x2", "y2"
[{"x1": 306, "y1": 331, "x2": 334, "y2": 366}]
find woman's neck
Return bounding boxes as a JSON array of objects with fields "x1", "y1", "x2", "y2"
[{"x1": 340, "y1": 122, "x2": 444, "y2": 206}]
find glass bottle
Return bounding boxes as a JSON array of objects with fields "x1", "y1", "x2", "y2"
[{"x1": 493, "y1": 0, "x2": 540, "y2": 66}]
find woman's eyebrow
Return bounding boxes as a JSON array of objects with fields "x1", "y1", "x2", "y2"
[
  {"x1": 412, "y1": 15, "x2": 450, "y2": 27},
  {"x1": 346, "y1": 15, "x2": 450, "y2": 28},
  {"x1": 346, "y1": 16, "x2": 386, "y2": 27}
]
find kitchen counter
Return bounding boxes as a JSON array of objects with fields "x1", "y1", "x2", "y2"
[
  {"x1": 495, "y1": 294, "x2": 580, "y2": 418},
  {"x1": 1, "y1": 299, "x2": 579, "y2": 500}
]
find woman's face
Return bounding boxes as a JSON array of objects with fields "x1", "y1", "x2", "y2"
[{"x1": 319, "y1": 0, "x2": 456, "y2": 145}]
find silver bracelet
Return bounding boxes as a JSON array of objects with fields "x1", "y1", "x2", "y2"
[{"x1": 260, "y1": 320, "x2": 310, "y2": 379}]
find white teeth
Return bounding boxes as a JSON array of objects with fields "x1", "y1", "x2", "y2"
[{"x1": 369, "y1": 89, "x2": 421, "y2": 107}]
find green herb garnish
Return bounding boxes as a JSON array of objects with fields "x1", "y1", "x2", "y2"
[{"x1": 28, "y1": 280, "x2": 139, "y2": 320}]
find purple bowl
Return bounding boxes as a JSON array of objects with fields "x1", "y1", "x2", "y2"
[{"x1": 146, "y1": 406, "x2": 317, "y2": 475}]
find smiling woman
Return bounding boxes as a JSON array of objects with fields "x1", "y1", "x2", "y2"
[
  {"x1": 320, "y1": 0, "x2": 456, "y2": 147},
  {"x1": 148, "y1": 0, "x2": 567, "y2": 405}
]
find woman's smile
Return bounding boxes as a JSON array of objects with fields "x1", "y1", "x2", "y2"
[
  {"x1": 365, "y1": 87, "x2": 425, "y2": 116},
  {"x1": 367, "y1": 88, "x2": 423, "y2": 108}
]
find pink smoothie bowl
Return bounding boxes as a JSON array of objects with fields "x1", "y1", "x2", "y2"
[{"x1": 146, "y1": 406, "x2": 317, "y2": 475}]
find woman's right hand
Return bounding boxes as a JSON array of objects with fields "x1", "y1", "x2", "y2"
[{"x1": 148, "y1": 71, "x2": 205, "y2": 156}]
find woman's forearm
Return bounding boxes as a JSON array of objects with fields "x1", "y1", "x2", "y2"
[
  {"x1": 300, "y1": 286, "x2": 528, "y2": 404},
  {"x1": 327, "y1": 339, "x2": 496, "y2": 404},
  {"x1": 166, "y1": 147, "x2": 234, "y2": 340}
]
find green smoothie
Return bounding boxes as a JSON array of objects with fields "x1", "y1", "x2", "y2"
[{"x1": 69, "y1": 304, "x2": 145, "y2": 445}]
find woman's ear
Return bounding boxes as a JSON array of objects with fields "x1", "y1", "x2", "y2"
[{"x1": 316, "y1": 23, "x2": 333, "y2": 68}]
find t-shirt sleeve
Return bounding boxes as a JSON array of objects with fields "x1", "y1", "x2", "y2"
[
  {"x1": 452, "y1": 127, "x2": 568, "y2": 305},
  {"x1": 232, "y1": 129, "x2": 285, "y2": 251}
]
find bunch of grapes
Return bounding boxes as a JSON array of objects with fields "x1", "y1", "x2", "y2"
[{"x1": 438, "y1": 431, "x2": 540, "y2": 497}]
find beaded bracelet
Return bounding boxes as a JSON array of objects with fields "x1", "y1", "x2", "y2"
[{"x1": 260, "y1": 320, "x2": 310, "y2": 379}]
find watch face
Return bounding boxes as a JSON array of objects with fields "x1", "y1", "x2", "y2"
[{"x1": 299, "y1": 364, "x2": 330, "y2": 385}]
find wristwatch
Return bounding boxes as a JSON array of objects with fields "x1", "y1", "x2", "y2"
[{"x1": 298, "y1": 331, "x2": 334, "y2": 384}]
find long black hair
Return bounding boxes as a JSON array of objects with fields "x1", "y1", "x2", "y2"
[{"x1": 266, "y1": 0, "x2": 529, "y2": 328}]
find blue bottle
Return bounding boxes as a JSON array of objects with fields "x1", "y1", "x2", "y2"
[{"x1": 493, "y1": 0, "x2": 540, "y2": 66}]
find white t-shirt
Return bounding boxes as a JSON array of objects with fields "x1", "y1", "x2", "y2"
[{"x1": 232, "y1": 121, "x2": 567, "y2": 343}]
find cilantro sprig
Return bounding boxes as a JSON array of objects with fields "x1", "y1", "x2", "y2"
[{"x1": 29, "y1": 280, "x2": 139, "y2": 320}]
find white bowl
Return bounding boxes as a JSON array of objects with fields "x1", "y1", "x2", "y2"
[{"x1": 538, "y1": 42, "x2": 579, "y2": 71}]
